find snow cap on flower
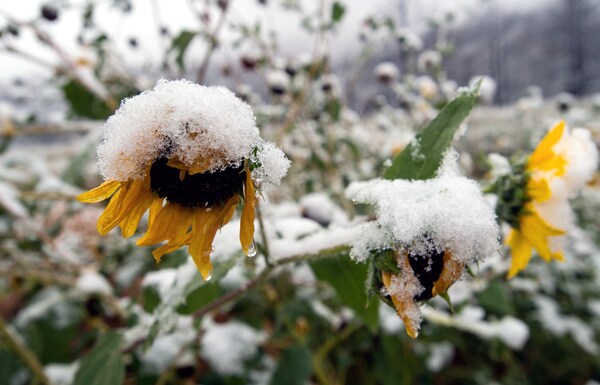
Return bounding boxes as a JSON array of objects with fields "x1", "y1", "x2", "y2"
[
  {"x1": 97, "y1": 79, "x2": 287, "y2": 186},
  {"x1": 347, "y1": 165, "x2": 498, "y2": 265}
]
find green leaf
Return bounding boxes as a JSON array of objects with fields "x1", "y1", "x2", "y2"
[
  {"x1": 331, "y1": 2, "x2": 346, "y2": 23},
  {"x1": 310, "y1": 254, "x2": 379, "y2": 332},
  {"x1": 383, "y1": 89, "x2": 478, "y2": 180},
  {"x1": 74, "y1": 332, "x2": 124, "y2": 385},
  {"x1": 270, "y1": 346, "x2": 312, "y2": 385},
  {"x1": 477, "y1": 281, "x2": 514, "y2": 316},
  {"x1": 176, "y1": 283, "x2": 220, "y2": 315},
  {"x1": 169, "y1": 30, "x2": 196, "y2": 70},
  {"x1": 62, "y1": 80, "x2": 113, "y2": 120}
]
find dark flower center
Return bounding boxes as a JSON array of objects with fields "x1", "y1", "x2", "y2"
[
  {"x1": 150, "y1": 157, "x2": 246, "y2": 208},
  {"x1": 408, "y1": 249, "x2": 445, "y2": 302}
]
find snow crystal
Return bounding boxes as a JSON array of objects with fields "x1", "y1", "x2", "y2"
[
  {"x1": 201, "y1": 318, "x2": 267, "y2": 376},
  {"x1": 97, "y1": 79, "x2": 288, "y2": 185},
  {"x1": 75, "y1": 269, "x2": 113, "y2": 296}
]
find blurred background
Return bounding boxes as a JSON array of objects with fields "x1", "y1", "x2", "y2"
[{"x1": 1, "y1": 1, "x2": 600, "y2": 385}]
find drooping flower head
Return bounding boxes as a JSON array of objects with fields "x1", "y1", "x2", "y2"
[
  {"x1": 492, "y1": 121, "x2": 598, "y2": 278},
  {"x1": 78, "y1": 79, "x2": 289, "y2": 280},
  {"x1": 347, "y1": 160, "x2": 499, "y2": 338}
]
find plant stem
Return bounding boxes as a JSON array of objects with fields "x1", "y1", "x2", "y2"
[
  {"x1": 0, "y1": 316, "x2": 50, "y2": 385},
  {"x1": 192, "y1": 244, "x2": 351, "y2": 319},
  {"x1": 256, "y1": 204, "x2": 272, "y2": 266}
]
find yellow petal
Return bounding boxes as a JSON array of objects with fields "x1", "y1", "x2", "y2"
[
  {"x1": 527, "y1": 177, "x2": 551, "y2": 203},
  {"x1": 382, "y1": 271, "x2": 420, "y2": 339},
  {"x1": 528, "y1": 121, "x2": 567, "y2": 176},
  {"x1": 529, "y1": 121, "x2": 564, "y2": 167},
  {"x1": 97, "y1": 179, "x2": 148, "y2": 235},
  {"x1": 520, "y1": 209, "x2": 564, "y2": 261},
  {"x1": 137, "y1": 202, "x2": 192, "y2": 246},
  {"x1": 77, "y1": 180, "x2": 121, "y2": 203},
  {"x1": 189, "y1": 197, "x2": 239, "y2": 280},
  {"x1": 506, "y1": 228, "x2": 533, "y2": 278},
  {"x1": 432, "y1": 251, "x2": 464, "y2": 297},
  {"x1": 118, "y1": 188, "x2": 155, "y2": 237},
  {"x1": 152, "y1": 233, "x2": 193, "y2": 263},
  {"x1": 240, "y1": 170, "x2": 256, "y2": 254},
  {"x1": 189, "y1": 209, "x2": 220, "y2": 280}
]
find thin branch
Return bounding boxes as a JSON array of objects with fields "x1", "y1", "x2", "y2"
[
  {"x1": 0, "y1": 316, "x2": 51, "y2": 385},
  {"x1": 196, "y1": 0, "x2": 233, "y2": 84}
]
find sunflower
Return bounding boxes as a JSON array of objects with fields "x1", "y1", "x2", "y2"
[
  {"x1": 347, "y1": 170, "x2": 498, "y2": 338},
  {"x1": 501, "y1": 121, "x2": 597, "y2": 278},
  {"x1": 78, "y1": 79, "x2": 289, "y2": 280}
]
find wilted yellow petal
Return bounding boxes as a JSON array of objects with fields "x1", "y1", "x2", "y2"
[
  {"x1": 381, "y1": 270, "x2": 420, "y2": 339},
  {"x1": 432, "y1": 252, "x2": 464, "y2": 297},
  {"x1": 506, "y1": 229, "x2": 533, "y2": 278},
  {"x1": 240, "y1": 170, "x2": 256, "y2": 255},
  {"x1": 118, "y1": 188, "x2": 155, "y2": 237},
  {"x1": 97, "y1": 179, "x2": 150, "y2": 235},
  {"x1": 77, "y1": 180, "x2": 121, "y2": 203},
  {"x1": 137, "y1": 202, "x2": 192, "y2": 246}
]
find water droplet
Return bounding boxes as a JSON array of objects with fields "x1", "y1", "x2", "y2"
[
  {"x1": 205, "y1": 272, "x2": 213, "y2": 281},
  {"x1": 246, "y1": 241, "x2": 257, "y2": 257}
]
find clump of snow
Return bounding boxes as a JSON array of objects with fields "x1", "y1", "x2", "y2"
[
  {"x1": 422, "y1": 306, "x2": 529, "y2": 349},
  {"x1": 97, "y1": 79, "x2": 288, "y2": 186},
  {"x1": 417, "y1": 50, "x2": 442, "y2": 73},
  {"x1": 487, "y1": 153, "x2": 511, "y2": 180},
  {"x1": 266, "y1": 70, "x2": 289, "y2": 94},
  {"x1": 426, "y1": 342, "x2": 454, "y2": 372},
  {"x1": 75, "y1": 269, "x2": 113, "y2": 296},
  {"x1": 395, "y1": 27, "x2": 423, "y2": 51},
  {"x1": 415, "y1": 76, "x2": 439, "y2": 101},
  {"x1": 374, "y1": 62, "x2": 399, "y2": 83},
  {"x1": 200, "y1": 318, "x2": 267, "y2": 376},
  {"x1": 251, "y1": 140, "x2": 290, "y2": 187},
  {"x1": 534, "y1": 296, "x2": 599, "y2": 354},
  {"x1": 44, "y1": 362, "x2": 79, "y2": 385},
  {"x1": 300, "y1": 193, "x2": 348, "y2": 227},
  {"x1": 470, "y1": 75, "x2": 497, "y2": 104},
  {"x1": 346, "y1": 172, "x2": 498, "y2": 264},
  {"x1": 141, "y1": 316, "x2": 197, "y2": 374}
]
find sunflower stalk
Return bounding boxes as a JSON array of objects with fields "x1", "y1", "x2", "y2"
[{"x1": 0, "y1": 316, "x2": 51, "y2": 385}]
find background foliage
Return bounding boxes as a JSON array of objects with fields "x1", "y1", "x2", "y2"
[{"x1": 0, "y1": 1, "x2": 600, "y2": 385}]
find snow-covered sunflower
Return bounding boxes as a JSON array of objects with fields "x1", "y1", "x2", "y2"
[
  {"x1": 78, "y1": 79, "x2": 289, "y2": 280},
  {"x1": 347, "y1": 161, "x2": 499, "y2": 338},
  {"x1": 492, "y1": 121, "x2": 598, "y2": 278}
]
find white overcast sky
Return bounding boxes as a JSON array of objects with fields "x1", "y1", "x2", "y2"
[{"x1": 0, "y1": 0, "x2": 551, "y2": 82}]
